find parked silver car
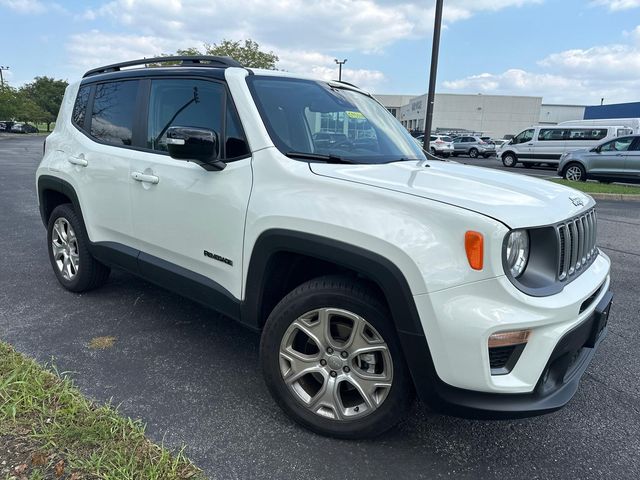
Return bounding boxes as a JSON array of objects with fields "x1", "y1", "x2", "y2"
[
  {"x1": 558, "y1": 135, "x2": 640, "y2": 183},
  {"x1": 452, "y1": 136, "x2": 496, "y2": 158}
]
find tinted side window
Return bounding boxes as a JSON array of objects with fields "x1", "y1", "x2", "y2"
[
  {"x1": 514, "y1": 129, "x2": 534, "y2": 144},
  {"x1": 72, "y1": 85, "x2": 91, "y2": 130},
  {"x1": 91, "y1": 80, "x2": 139, "y2": 146},
  {"x1": 600, "y1": 137, "x2": 634, "y2": 152},
  {"x1": 538, "y1": 129, "x2": 567, "y2": 141},
  {"x1": 147, "y1": 79, "x2": 223, "y2": 152},
  {"x1": 566, "y1": 128, "x2": 607, "y2": 141}
]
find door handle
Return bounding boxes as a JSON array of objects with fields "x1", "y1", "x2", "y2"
[
  {"x1": 131, "y1": 171, "x2": 159, "y2": 184},
  {"x1": 68, "y1": 156, "x2": 88, "y2": 167},
  {"x1": 527, "y1": 143, "x2": 533, "y2": 146}
]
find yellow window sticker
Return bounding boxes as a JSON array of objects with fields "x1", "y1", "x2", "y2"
[{"x1": 346, "y1": 111, "x2": 366, "y2": 119}]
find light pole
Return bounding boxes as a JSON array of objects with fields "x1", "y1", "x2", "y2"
[
  {"x1": 334, "y1": 58, "x2": 347, "y2": 81},
  {"x1": 0, "y1": 66, "x2": 9, "y2": 88},
  {"x1": 423, "y1": 0, "x2": 443, "y2": 151}
]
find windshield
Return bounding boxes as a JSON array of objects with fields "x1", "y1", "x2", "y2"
[{"x1": 247, "y1": 76, "x2": 426, "y2": 164}]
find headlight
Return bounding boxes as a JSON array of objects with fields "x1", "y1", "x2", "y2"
[{"x1": 505, "y1": 230, "x2": 529, "y2": 278}]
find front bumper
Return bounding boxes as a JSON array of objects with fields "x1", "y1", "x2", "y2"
[
  {"x1": 401, "y1": 251, "x2": 611, "y2": 418},
  {"x1": 427, "y1": 291, "x2": 611, "y2": 418}
]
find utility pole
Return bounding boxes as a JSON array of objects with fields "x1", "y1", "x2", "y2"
[
  {"x1": 601, "y1": 97, "x2": 604, "y2": 106},
  {"x1": 0, "y1": 66, "x2": 9, "y2": 88},
  {"x1": 334, "y1": 58, "x2": 347, "y2": 81},
  {"x1": 423, "y1": 0, "x2": 443, "y2": 151}
]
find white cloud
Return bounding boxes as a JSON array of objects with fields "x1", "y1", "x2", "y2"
[
  {"x1": 0, "y1": 0, "x2": 46, "y2": 14},
  {"x1": 64, "y1": 0, "x2": 541, "y2": 90},
  {"x1": 590, "y1": 0, "x2": 640, "y2": 10},
  {"x1": 77, "y1": 0, "x2": 543, "y2": 52},
  {"x1": 442, "y1": 24, "x2": 640, "y2": 104}
]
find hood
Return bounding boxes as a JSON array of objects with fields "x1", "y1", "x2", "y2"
[{"x1": 310, "y1": 160, "x2": 594, "y2": 228}]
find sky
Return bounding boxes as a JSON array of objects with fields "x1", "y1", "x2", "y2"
[{"x1": 1, "y1": 0, "x2": 640, "y2": 105}]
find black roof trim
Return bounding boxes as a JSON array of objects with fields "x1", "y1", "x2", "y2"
[{"x1": 83, "y1": 56, "x2": 242, "y2": 78}]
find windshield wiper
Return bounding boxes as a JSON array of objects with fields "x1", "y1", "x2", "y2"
[{"x1": 285, "y1": 151, "x2": 356, "y2": 164}]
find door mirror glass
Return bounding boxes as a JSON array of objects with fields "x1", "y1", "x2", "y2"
[{"x1": 166, "y1": 126, "x2": 225, "y2": 171}]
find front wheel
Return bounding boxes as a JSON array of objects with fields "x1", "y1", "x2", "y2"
[
  {"x1": 564, "y1": 163, "x2": 587, "y2": 182},
  {"x1": 260, "y1": 275, "x2": 414, "y2": 439},
  {"x1": 502, "y1": 153, "x2": 517, "y2": 167}
]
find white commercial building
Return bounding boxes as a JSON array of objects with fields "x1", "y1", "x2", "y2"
[
  {"x1": 376, "y1": 93, "x2": 587, "y2": 139},
  {"x1": 539, "y1": 104, "x2": 586, "y2": 125}
]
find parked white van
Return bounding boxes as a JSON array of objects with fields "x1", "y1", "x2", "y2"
[
  {"x1": 499, "y1": 125, "x2": 633, "y2": 168},
  {"x1": 559, "y1": 118, "x2": 640, "y2": 135}
]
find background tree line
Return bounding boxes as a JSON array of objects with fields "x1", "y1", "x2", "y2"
[{"x1": 0, "y1": 77, "x2": 68, "y2": 131}]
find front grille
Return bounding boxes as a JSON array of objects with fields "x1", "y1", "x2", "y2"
[{"x1": 556, "y1": 209, "x2": 597, "y2": 281}]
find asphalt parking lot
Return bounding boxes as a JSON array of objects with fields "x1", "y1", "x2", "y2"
[
  {"x1": 1, "y1": 135, "x2": 639, "y2": 479},
  {"x1": 457, "y1": 154, "x2": 560, "y2": 178}
]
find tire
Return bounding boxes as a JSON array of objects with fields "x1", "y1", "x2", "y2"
[
  {"x1": 260, "y1": 275, "x2": 414, "y2": 439},
  {"x1": 563, "y1": 162, "x2": 587, "y2": 182},
  {"x1": 430, "y1": 147, "x2": 437, "y2": 156},
  {"x1": 468, "y1": 148, "x2": 478, "y2": 158},
  {"x1": 502, "y1": 152, "x2": 517, "y2": 167},
  {"x1": 47, "y1": 204, "x2": 110, "y2": 292}
]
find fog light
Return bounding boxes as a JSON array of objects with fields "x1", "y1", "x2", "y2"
[{"x1": 488, "y1": 329, "x2": 531, "y2": 348}]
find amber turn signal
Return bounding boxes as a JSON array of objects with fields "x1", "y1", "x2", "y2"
[
  {"x1": 465, "y1": 231, "x2": 484, "y2": 270},
  {"x1": 488, "y1": 330, "x2": 531, "y2": 348}
]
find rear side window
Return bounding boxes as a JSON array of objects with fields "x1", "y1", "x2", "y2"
[
  {"x1": 72, "y1": 85, "x2": 91, "y2": 129},
  {"x1": 538, "y1": 129, "x2": 567, "y2": 141},
  {"x1": 91, "y1": 80, "x2": 139, "y2": 146},
  {"x1": 565, "y1": 128, "x2": 607, "y2": 141}
]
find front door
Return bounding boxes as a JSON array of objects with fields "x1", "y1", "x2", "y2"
[
  {"x1": 623, "y1": 137, "x2": 640, "y2": 181},
  {"x1": 128, "y1": 77, "x2": 252, "y2": 300},
  {"x1": 589, "y1": 136, "x2": 634, "y2": 178}
]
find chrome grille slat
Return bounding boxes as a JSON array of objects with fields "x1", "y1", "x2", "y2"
[{"x1": 555, "y1": 208, "x2": 597, "y2": 282}]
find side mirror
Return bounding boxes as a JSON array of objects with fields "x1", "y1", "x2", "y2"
[
  {"x1": 591, "y1": 146, "x2": 601, "y2": 153},
  {"x1": 166, "y1": 126, "x2": 226, "y2": 171}
]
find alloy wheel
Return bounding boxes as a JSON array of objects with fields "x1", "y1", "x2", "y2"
[
  {"x1": 279, "y1": 307, "x2": 393, "y2": 421},
  {"x1": 51, "y1": 217, "x2": 79, "y2": 280},
  {"x1": 565, "y1": 165, "x2": 583, "y2": 181}
]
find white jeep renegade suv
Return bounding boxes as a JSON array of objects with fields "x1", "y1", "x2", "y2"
[{"x1": 36, "y1": 56, "x2": 613, "y2": 439}]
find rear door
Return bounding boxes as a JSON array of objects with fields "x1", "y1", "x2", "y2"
[{"x1": 56, "y1": 80, "x2": 138, "y2": 247}]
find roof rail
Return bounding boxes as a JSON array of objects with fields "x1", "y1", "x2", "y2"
[{"x1": 82, "y1": 55, "x2": 242, "y2": 78}]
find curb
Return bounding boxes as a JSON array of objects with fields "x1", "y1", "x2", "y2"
[{"x1": 589, "y1": 193, "x2": 640, "y2": 202}]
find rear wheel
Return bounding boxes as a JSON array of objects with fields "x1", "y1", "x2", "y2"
[
  {"x1": 260, "y1": 275, "x2": 414, "y2": 439},
  {"x1": 563, "y1": 163, "x2": 587, "y2": 182},
  {"x1": 502, "y1": 153, "x2": 517, "y2": 167},
  {"x1": 47, "y1": 204, "x2": 110, "y2": 292},
  {"x1": 469, "y1": 148, "x2": 478, "y2": 158}
]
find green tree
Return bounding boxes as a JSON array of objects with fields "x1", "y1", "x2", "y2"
[
  {"x1": 20, "y1": 76, "x2": 68, "y2": 131},
  {"x1": 15, "y1": 93, "x2": 48, "y2": 126},
  {"x1": 0, "y1": 86, "x2": 19, "y2": 120},
  {"x1": 163, "y1": 39, "x2": 279, "y2": 69}
]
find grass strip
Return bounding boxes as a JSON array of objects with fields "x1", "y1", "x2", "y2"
[
  {"x1": 550, "y1": 178, "x2": 640, "y2": 195},
  {"x1": 0, "y1": 341, "x2": 204, "y2": 480}
]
